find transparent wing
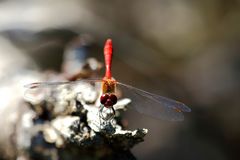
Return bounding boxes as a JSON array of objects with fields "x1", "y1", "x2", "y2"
[
  {"x1": 24, "y1": 79, "x2": 102, "y2": 103},
  {"x1": 117, "y1": 82, "x2": 191, "y2": 121}
]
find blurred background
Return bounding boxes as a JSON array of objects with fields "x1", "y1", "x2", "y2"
[{"x1": 0, "y1": 0, "x2": 240, "y2": 160}]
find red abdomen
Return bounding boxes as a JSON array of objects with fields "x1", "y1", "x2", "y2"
[{"x1": 104, "y1": 39, "x2": 113, "y2": 79}]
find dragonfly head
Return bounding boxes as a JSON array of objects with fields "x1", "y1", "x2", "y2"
[{"x1": 100, "y1": 93, "x2": 117, "y2": 108}]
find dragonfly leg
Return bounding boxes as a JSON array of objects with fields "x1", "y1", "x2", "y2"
[
  {"x1": 111, "y1": 107, "x2": 116, "y2": 117},
  {"x1": 99, "y1": 105, "x2": 115, "y2": 121}
]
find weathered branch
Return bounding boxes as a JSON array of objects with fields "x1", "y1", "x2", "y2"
[{"x1": 18, "y1": 61, "x2": 147, "y2": 160}]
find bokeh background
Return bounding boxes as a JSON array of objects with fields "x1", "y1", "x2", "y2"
[{"x1": 0, "y1": 0, "x2": 240, "y2": 160}]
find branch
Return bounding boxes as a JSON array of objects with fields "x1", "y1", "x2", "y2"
[{"x1": 18, "y1": 58, "x2": 148, "y2": 160}]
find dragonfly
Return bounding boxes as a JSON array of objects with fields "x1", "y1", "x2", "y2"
[{"x1": 24, "y1": 39, "x2": 191, "y2": 121}]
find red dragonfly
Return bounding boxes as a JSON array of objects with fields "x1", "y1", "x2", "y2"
[{"x1": 24, "y1": 39, "x2": 191, "y2": 121}]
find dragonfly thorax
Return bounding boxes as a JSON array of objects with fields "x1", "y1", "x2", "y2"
[{"x1": 101, "y1": 78, "x2": 116, "y2": 94}]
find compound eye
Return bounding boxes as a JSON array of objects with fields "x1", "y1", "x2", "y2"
[
  {"x1": 109, "y1": 94, "x2": 117, "y2": 105},
  {"x1": 100, "y1": 94, "x2": 109, "y2": 105}
]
